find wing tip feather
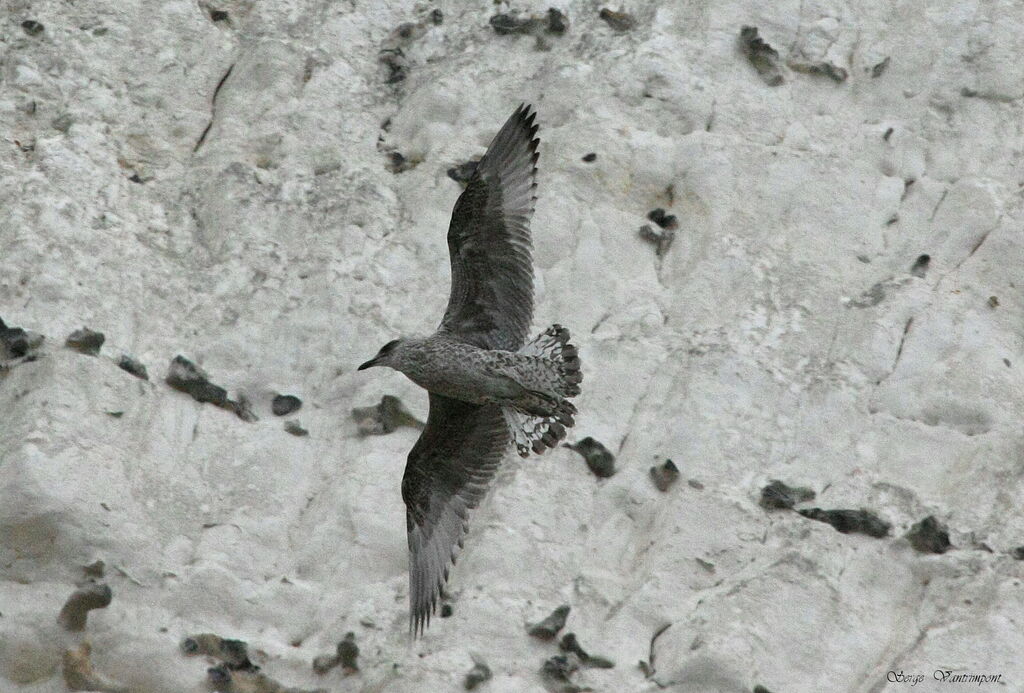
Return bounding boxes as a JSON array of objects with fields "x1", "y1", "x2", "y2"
[{"x1": 475, "y1": 103, "x2": 540, "y2": 180}]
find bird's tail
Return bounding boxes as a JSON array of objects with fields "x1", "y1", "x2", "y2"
[
  {"x1": 503, "y1": 325, "x2": 583, "y2": 457},
  {"x1": 520, "y1": 324, "x2": 582, "y2": 395}
]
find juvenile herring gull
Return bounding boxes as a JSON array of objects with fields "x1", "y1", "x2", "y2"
[{"x1": 358, "y1": 104, "x2": 583, "y2": 635}]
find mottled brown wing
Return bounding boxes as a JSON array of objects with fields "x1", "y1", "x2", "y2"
[
  {"x1": 401, "y1": 393, "x2": 509, "y2": 636},
  {"x1": 439, "y1": 104, "x2": 539, "y2": 351}
]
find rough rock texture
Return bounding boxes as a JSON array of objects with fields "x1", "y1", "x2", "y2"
[{"x1": 2, "y1": 1, "x2": 1023, "y2": 692}]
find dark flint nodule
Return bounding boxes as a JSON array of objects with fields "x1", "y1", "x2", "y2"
[
  {"x1": 58, "y1": 581, "x2": 113, "y2": 631},
  {"x1": 464, "y1": 658, "x2": 492, "y2": 690},
  {"x1": 284, "y1": 420, "x2": 309, "y2": 436},
  {"x1": 314, "y1": 632, "x2": 358, "y2": 675},
  {"x1": 22, "y1": 20, "x2": 44, "y2": 36},
  {"x1": 871, "y1": 56, "x2": 890, "y2": 78},
  {"x1": 218, "y1": 638, "x2": 252, "y2": 669},
  {"x1": 447, "y1": 159, "x2": 480, "y2": 185},
  {"x1": 910, "y1": 254, "x2": 930, "y2": 278},
  {"x1": 166, "y1": 356, "x2": 260, "y2": 421},
  {"x1": 906, "y1": 515, "x2": 951, "y2": 554},
  {"x1": 528, "y1": 604, "x2": 570, "y2": 640},
  {"x1": 182, "y1": 633, "x2": 253, "y2": 670},
  {"x1": 489, "y1": 13, "x2": 537, "y2": 36},
  {"x1": 207, "y1": 666, "x2": 231, "y2": 684},
  {"x1": 386, "y1": 151, "x2": 411, "y2": 173},
  {"x1": 582, "y1": 152, "x2": 597, "y2": 162},
  {"x1": 337, "y1": 632, "x2": 359, "y2": 672},
  {"x1": 166, "y1": 356, "x2": 254, "y2": 421},
  {"x1": 379, "y1": 48, "x2": 408, "y2": 83},
  {"x1": 560, "y1": 633, "x2": 588, "y2": 660},
  {"x1": 598, "y1": 8, "x2": 636, "y2": 32},
  {"x1": 739, "y1": 26, "x2": 784, "y2": 87},
  {"x1": 560, "y1": 632, "x2": 615, "y2": 669},
  {"x1": 272, "y1": 394, "x2": 302, "y2": 416},
  {"x1": 352, "y1": 394, "x2": 424, "y2": 435},
  {"x1": 797, "y1": 507, "x2": 891, "y2": 538},
  {"x1": 759, "y1": 480, "x2": 816, "y2": 510},
  {"x1": 83, "y1": 560, "x2": 105, "y2": 578},
  {"x1": 788, "y1": 59, "x2": 848, "y2": 82},
  {"x1": 650, "y1": 459, "x2": 680, "y2": 491},
  {"x1": 565, "y1": 437, "x2": 615, "y2": 477},
  {"x1": 312, "y1": 653, "x2": 336, "y2": 675},
  {"x1": 166, "y1": 355, "x2": 228, "y2": 405},
  {"x1": 66, "y1": 327, "x2": 105, "y2": 355},
  {"x1": 541, "y1": 654, "x2": 579, "y2": 683},
  {"x1": 118, "y1": 354, "x2": 149, "y2": 380},
  {"x1": 547, "y1": 8, "x2": 568, "y2": 35},
  {"x1": 0, "y1": 317, "x2": 35, "y2": 358},
  {"x1": 647, "y1": 208, "x2": 678, "y2": 230}
]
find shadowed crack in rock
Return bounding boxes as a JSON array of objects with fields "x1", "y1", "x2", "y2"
[
  {"x1": 194, "y1": 63, "x2": 235, "y2": 153},
  {"x1": 638, "y1": 622, "x2": 671, "y2": 679}
]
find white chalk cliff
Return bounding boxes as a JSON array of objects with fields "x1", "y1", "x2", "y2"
[{"x1": 2, "y1": 1, "x2": 1022, "y2": 691}]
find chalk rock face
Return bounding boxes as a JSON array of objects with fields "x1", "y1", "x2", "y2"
[{"x1": 2, "y1": 1, "x2": 1023, "y2": 691}]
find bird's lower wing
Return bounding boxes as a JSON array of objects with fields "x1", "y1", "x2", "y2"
[{"x1": 401, "y1": 393, "x2": 509, "y2": 636}]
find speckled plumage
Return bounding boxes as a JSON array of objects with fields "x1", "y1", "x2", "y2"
[
  {"x1": 358, "y1": 105, "x2": 582, "y2": 636},
  {"x1": 389, "y1": 333, "x2": 578, "y2": 414}
]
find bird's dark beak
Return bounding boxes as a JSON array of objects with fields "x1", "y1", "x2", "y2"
[{"x1": 357, "y1": 357, "x2": 378, "y2": 371}]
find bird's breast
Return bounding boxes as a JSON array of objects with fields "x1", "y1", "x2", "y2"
[{"x1": 402, "y1": 343, "x2": 519, "y2": 405}]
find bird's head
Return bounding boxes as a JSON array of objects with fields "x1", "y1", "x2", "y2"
[{"x1": 358, "y1": 338, "x2": 405, "y2": 372}]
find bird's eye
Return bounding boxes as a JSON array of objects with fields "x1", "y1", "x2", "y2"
[{"x1": 380, "y1": 339, "x2": 400, "y2": 354}]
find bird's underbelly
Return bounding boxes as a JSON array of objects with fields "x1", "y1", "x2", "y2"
[{"x1": 405, "y1": 357, "x2": 520, "y2": 405}]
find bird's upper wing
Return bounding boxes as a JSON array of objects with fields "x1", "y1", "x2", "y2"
[
  {"x1": 401, "y1": 392, "x2": 509, "y2": 636},
  {"x1": 438, "y1": 104, "x2": 540, "y2": 351}
]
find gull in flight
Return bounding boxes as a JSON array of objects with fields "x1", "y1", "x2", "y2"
[{"x1": 358, "y1": 104, "x2": 583, "y2": 635}]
